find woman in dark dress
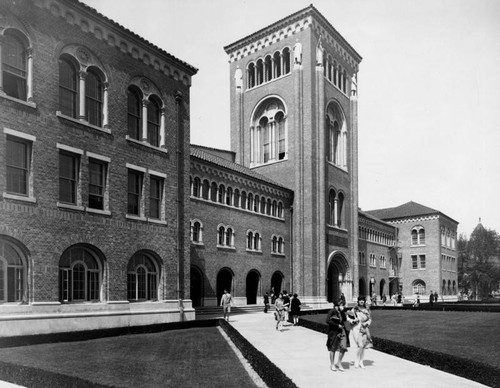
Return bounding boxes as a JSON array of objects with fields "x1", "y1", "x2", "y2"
[
  {"x1": 326, "y1": 300, "x2": 351, "y2": 371},
  {"x1": 290, "y1": 293, "x2": 301, "y2": 326}
]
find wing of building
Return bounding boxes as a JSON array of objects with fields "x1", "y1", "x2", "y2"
[{"x1": 0, "y1": 1, "x2": 458, "y2": 336}]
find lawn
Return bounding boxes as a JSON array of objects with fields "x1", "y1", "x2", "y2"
[
  {"x1": 0, "y1": 327, "x2": 258, "y2": 388},
  {"x1": 302, "y1": 309, "x2": 500, "y2": 369}
]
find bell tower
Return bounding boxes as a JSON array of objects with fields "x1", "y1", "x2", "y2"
[{"x1": 224, "y1": 5, "x2": 362, "y2": 305}]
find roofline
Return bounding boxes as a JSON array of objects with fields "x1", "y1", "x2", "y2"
[
  {"x1": 381, "y1": 212, "x2": 459, "y2": 225},
  {"x1": 223, "y1": 4, "x2": 362, "y2": 63}
]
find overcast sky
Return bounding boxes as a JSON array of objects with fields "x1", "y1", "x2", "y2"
[{"x1": 82, "y1": 0, "x2": 500, "y2": 237}]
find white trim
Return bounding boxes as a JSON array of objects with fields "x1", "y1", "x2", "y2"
[
  {"x1": 87, "y1": 152, "x2": 111, "y2": 163},
  {"x1": 147, "y1": 218, "x2": 167, "y2": 225},
  {"x1": 57, "y1": 202, "x2": 85, "y2": 211},
  {"x1": 56, "y1": 143, "x2": 84, "y2": 155},
  {"x1": 86, "y1": 207, "x2": 111, "y2": 216},
  {"x1": 3, "y1": 193, "x2": 36, "y2": 203},
  {"x1": 0, "y1": 94, "x2": 37, "y2": 108},
  {"x1": 126, "y1": 163, "x2": 147, "y2": 173},
  {"x1": 3, "y1": 128, "x2": 36, "y2": 142},
  {"x1": 148, "y1": 169, "x2": 166, "y2": 178},
  {"x1": 126, "y1": 214, "x2": 147, "y2": 222},
  {"x1": 56, "y1": 112, "x2": 112, "y2": 134}
]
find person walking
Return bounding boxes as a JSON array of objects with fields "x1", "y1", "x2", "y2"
[
  {"x1": 434, "y1": 291, "x2": 439, "y2": 303},
  {"x1": 350, "y1": 296, "x2": 373, "y2": 369},
  {"x1": 429, "y1": 290, "x2": 434, "y2": 306},
  {"x1": 282, "y1": 290, "x2": 291, "y2": 324},
  {"x1": 274, "y1": 293, "x2": 286, "y2": 331},
  {"x1": 290, "y1": 293, "x2": 301, "y2": 326},
  {"x1": 263, "y1": 292, "x2": 270, "y2": 313},
  {"x1": 326, "y1": 300, "x2": 351, "y2": 371},
  {"x1": 220, "y1": 289, "x2": 232, "y2": 322}
]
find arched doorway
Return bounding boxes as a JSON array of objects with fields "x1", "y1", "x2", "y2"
[
  {"x1": 246, "y1": 270, "x2": 260, "y2": 305},
  {"x1": 270, "y1": 271, "x2": 283, "y2": 297},
  {"x1": 190, "y1": 266, "x2": 203, "y2": 307},
  {"x1": 216, "y1": 268, "x2": 233, "y2": 305},
  {"x1": 379, "y1": 278, "x2": 386, "y2": 298},
  {"x1": 359, "y1": 277, "x2": 367, "y2": 298},
  {"x1": 327, "y1": 252, "x2": 349, "y2": 303}
]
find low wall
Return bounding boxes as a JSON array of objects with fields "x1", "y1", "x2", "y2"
[{"x1": 0, "y1": 300, "x2": 194, "y2": 337}]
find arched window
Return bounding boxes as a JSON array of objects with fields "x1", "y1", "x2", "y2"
[
  {"x1": 85, "y1": 68, "x2": 103, "y2": 126},
  {"x1": 250, "y1": 99, "x2": 287, "y2": 166},
  {"x1": 273, "y1": 51, "x2": 281, "y2": 78},
  {"x1": 247, "y1": 193, "x2": 253, "y2": 210},
  {"x1": 226, "y1": 227, "x2": 234, "y2": 247},
  {"x1": 226, "y1": 187, "x2": 233, "y2": 206},
  {"x1": 247, "y1": 231, "x2": 253, "y2": 249},
  {"x1": 59, "y1": 245, "x2": 101, "y2": 302},
  {"x1": 266, "y1": 198, "x2": 272, "y2": 215},
  {"x1": 218, "y1": 184, "x2": 225, "y2": 204},
  {"x1": 256, "y1": 59, "x2": 264, "y2": 85},
  {"x1": 254, "y1": 195, "x2": 259, "y2": 212},
  {"x1": 0, "y1": 238, "x2": 27, "y2": 303},
  {"x1": 2, "y1": 30, "x2": 28, "y2": 101},
  {"x1": 278, "y1": 237, "x2": 284, "y2": 254},
  {"x1": 264, "y1": 55, "x2": 272, "y2": 82},
  {"x1": 272, "y1": 236, "x2": 278, "y2": 253},
  {"x1": 202, "y1": 179, "x2": 210, "y2": 200},
  {"x1": 278, "y1": 201, "x2": 283, "y2": 218},
  {"x1": 411, "y1": 226, "x2": 425, "y2": 245},
  {"x1": 326, "y1": 102, "x2": 347, "y2": 169},
  {"x1": 210, "y1": 182, "x2": 218, "y2": 201},
  {"x1": 192, "y1": 177, "x2": 201, "y2": 197},
  {"x1": 234, "y1": 189, "x2": 240, "y2": 208},
  {"x1": 191, "y1": 220, "x2": 203, "y2": 243},
  {"x1": 127, "y1": 86, "x2": 142, "y2": 140},
  {"x1": 147, "y1": 96, "x2": 161, "y2": 147},
  {"x1": 282, "y1": 47, "x2": 291, "y2": 74},
  {"x1": 260, "y1": 196, "x2": 266, "y2": 214},
  {"x1": 337, "y1": 192, "x2": 344, "y2": 227},
  {"x1": 218, "y1": 226, "x2": 225, "y2": 246},
  {"x1": 127, "y1": 253, "x2": 158, "y2": 301},
  {"x1": 241, "y1": 191, "x2": 247, "y2": 210},
  {"x1": 247, "y1": 62, "x2": 255, "y2": 89},
  {"x1": 328, "y1": 189, "x2": 336, "y2": 226},
  {"x1": 59, "y1": 57, "x2": 78, "y2": 118},
  {"x1": 412, "y1": 280, "x2": 426, "y2": 295},
  {"x1": 254, "y1": 232, "x2": 261, "y2": 251},
  {"x1": 272, "y1": 200, "x2": 277, "y2": 217}
]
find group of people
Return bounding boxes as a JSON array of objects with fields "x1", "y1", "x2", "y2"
[
  {"x1": 428, "y1": 290, "x2": 439, "y2": 305},
  {"x1": 326, "y1": 296, "x2": 373, "y2": 371},
  {"x1": 272, "y1": 290, "x2": 302, "y2": 331}
]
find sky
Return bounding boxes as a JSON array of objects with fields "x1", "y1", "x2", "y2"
[{"x1": 82, "y1": 0, "x2": 500, "y2": 237}]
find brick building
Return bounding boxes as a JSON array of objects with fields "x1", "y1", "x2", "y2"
[{"x1": 0, "y1": 0, "x2": 196, "y2": 335}]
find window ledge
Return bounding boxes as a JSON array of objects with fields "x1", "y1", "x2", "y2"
[
  {"x1": 246, "y1": 72, "x2": 291, "y2": 92},
  {"x1": 217, "y1": 245, "x2": 236, "y2": 250},
  {"x1": 147, "y1": 218, "x2": 167, "y2": 225},
  {"x1": 271, "y1": 253, "x2": 286, "y2": 257},
  {"x1": 86, "y1": 207, "x2": 111, "y2": 216},
  {"x1": 3, "y1": 193, "x2": 36, "y2": 203},
  {"x1": 57, "y1": 202, "x2": 85, "y2": 211},
  {"x1": 246, "y1": 249, "x2": 262, "y2": 254},
  {"x1": 0, "y1": 93, "x2": 37, "y2": 109},
  {"x1": 126, "y1": 136, "x2": 168, "y2": 154},
  {"x1": 126, "y1": 214, "x2": 147, "y2": 222},
  {"x1": 411, "y1": 244, "x2": 426, "y2": 247},
  {"x1": 191, "y1": 241, "x2": 204, "y2": 246},
  {"x1": 56, "y1": 111, "x2": 111, "y2": 134},
  {"x1": 326, "y1": 160, "x2": 348, "y2": 173},
  {"x1": 250, "y1": 157, "x2": 288, "y2": 169}
]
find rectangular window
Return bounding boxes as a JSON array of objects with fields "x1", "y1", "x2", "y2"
[
  {"x1": 6, "y1": 137, "x2": 30, "y2": 195},
  {"x1": 127, "y1": 169, "x2": 142, "y2": 215},
  {"x1": 278, "y1": 121, "x2": 286, "y2": 160},
  {"x1": 59, "y1": 152, "x2": 79, "y2": 204},
  {"x1": 89, "y1": 159, "x2": 106, "y2": 210},
  {"x1": 149, "y1": 175, "x2": 163, "y2": 219},
  {"x1": 411, "y1": 255, "x2": 418, "y2": 269},
  {"x1": 420, "y1": 255, "x2": 426, "y2": 269}
]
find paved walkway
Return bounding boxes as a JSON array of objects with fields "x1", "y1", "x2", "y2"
[{"x1": 226, "y1": 311, "x2": 489, "y2": 388}]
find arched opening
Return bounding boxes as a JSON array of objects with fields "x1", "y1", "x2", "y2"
[
  {"x1": 270, "y1": 271, "x2": 283, "y2": 297},
  {"x1": 216, "y1": 268, "x2": 233, "y2": 305},
  {"x1": 246, "y1": 270, "x2": 260, "y2": 305},
  {"x1": 327, "y1": 253, "x2": 349, "y2": 303},
  {"x1": 379, "y1": 278, "x2": 386, "y2": 298},
  {"x1": 0, "y1": 236, "x2": 28, "y2": 303},
  {"x1": 190, "y1": 266, "x2": 203, "y2": 307},
  {"x1": 127, "y1": 251, "x2": 160, "y2": 302}
]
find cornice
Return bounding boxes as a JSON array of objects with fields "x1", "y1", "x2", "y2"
[
  {"x1": 224, "y1": 5, "x2": 361, "y2": 72},
  {"x1": 33, "y1": 0, "x2": 198, "y2": 86},
  {"x1": 386, "y1": 215, "x2": 440, "y2": 225}
]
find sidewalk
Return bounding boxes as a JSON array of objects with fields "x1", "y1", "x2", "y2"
[{"x1": 227, "y1": 311, "x2": 489, "y2": 388}]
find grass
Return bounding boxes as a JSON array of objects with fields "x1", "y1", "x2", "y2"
[
  {"x1": 302, "y1": 309, "x2": 500, "y2": 369},
  {"x1": 0, "y1": 327, "x2": 258, "y2": 388}
]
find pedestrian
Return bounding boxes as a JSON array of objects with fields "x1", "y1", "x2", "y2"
[
  {"x1": 413, "y1": 295, "x2": 420, "y2": 308},
  {"x1": 326, "y1": 300, "x2": 351, "y2": 372},
  {"x1": 290, "y1": 293, "x2": 301, "y2": 326},
  {"x1": 274, "y1": 293, "x2": 286, "y2": 331},
  {"x1": 263, "y1": 292, "x2": 270, "y2": 313},
  {"x1": 282, "y1": 290, "x2": 290, "y2": 323},
  {"x1": 350, "y1": 296, "x2": 373, "y2": 369},
  {"x1": 371, "y1": 292, "x2": 377, "y2": 307},
  {"x1": 434, "y1": 291, "x2": 439, "y2": 303},
  {"x1": 340, "y1": 292, "x2": 346, "y2": 305},
  {"x1": 381, "y1": 293, "x2": 387, "y2": 305},
  {"x1": 429, "y1": 290, "x2": 434, "y2": 306},
  {"x1": 220, "y1": 289, "x2": 232, "y2": 322}
]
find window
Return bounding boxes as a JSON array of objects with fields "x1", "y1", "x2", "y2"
[
  {"x1": 59, "y1": 152, "x2": 79, "y2": 204},
  {"x1": 247, "y1": 230, "x2": 261, "y2": 251},
  {"x1": 85, "y1": 68, "x2": 103, "y2": 127},
  {"x1": 191, "y1": 220, "x2": 203, "y2": 243},
  {"x1": 412, "y1": 280, "x2": 426, "y2": 295},
  {"x1": 420, "y1": 255, "x2": 426, "y2": 269},
  {"x1": 411, "y1": 226, "x2": 425, "y2": 245},
  {"x1": 326, "y1": 103, "x2": 347, "y2": 169},
  {"x1": 218, "y1": 226, "x2": 225, "y2": 246},
  {"x1": 59, "y1": 57, "x2": 78, "y2": 118},
  {"x1": 328, "y1": 189, "x2": 344, "y2": 227},
  {"x1": 254, "y1": 233, "x2": 261, "y2": 251},
  {"x1": 59, "y1": 245, "x2": 101, "y2": 302},
  {"x1": 6, "y1": 136, "x2": 31, "y2": 196},
  {"x1": 369, "y1": 253, "x2": 376, "y2": 267},
  {"x1": 247, "y1": 231, "x2": 253, "y2": 249},
  {"x1": 380, "y1": 255, "x2": 386, "y2": 269},
  {"x1": 246, "y1": 47, "x2": 291, "y2": 89},
  {"x1": 192, "y1": 177, "x2": 201, "y2": 197},
  {"x1": 127, "y1": 86, "x2": 142, "y2": 140},
  {"x1": 202, "y1": 180, "x2": 210, "y2": 200},
  {"x1": 149, "y1": 175, "x2": 163, "y2": 219},
  {"x1": 88, "y1": 158, "x2": 106, "y2": 210},
  {"x1": 0, "y1": 238, "x2": 27, "y2": 303},
  {"x1": 250, "y1": 99, "x2": 287, "y2": 166},
  {"x1": 127, "y1": 169, "x2": 143, "y2": 216},
  {"x1": 218, "y1": 184, "x2": 225, "y2": 204},
  {"x1": 272, "y1": 236, "x2": 285, "y2": 254},
  {"x1": 127, "y1": 253, "x2": 158, "y2": 301},
  {"x1": 147, "y1": 97, "x2": 161, "y2": 147},
  {"x1": 2, "y1": 31, "x2": 28, "y2": 101},
  {"x1": 217, "y1": 225, "x2": 234, "y2": 248},
  {"x1": 411, "y1": 255, "x2": 418, "y2": 269}
]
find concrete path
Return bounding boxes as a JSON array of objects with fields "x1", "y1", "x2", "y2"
[{"x1": 227, "y1": 311, "x2": 489, "y2": 388}]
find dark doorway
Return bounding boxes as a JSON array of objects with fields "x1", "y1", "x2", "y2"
[
  {"x1": 190, "y1": 266, "x2": 203, "y2": 307},
  {"x1": 270, "y1": 272, "x2": 283, "y2": 296},
  {"x1": 216, "y1": 268, "x2": 233, "y2": 305},
  {"x1": 379, "y1": 279, "x2": 386, "y2": 298},
  {"x1": 246, "y1": 270, "x2": 260, "y2": 305},
  {"x1": 327, "y1": 260, "x2": 340, "y2": 303},
  {"x1": 359, "y1": 277, "x2": 367, "y2": 298}
]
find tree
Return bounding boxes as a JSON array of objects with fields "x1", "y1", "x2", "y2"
[{"x1": 459, "y1": 223, "x2": 500, "y2": 300}]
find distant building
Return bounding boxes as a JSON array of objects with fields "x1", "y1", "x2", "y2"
[{"x1": 366, "y1": 201, "x2": 459, "y2": 301}]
